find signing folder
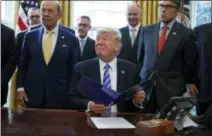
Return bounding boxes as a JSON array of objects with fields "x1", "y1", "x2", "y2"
[{"x1": 77, "y1": 76, "x2": 132, "y2": 106}]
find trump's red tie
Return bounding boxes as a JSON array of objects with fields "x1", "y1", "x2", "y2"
[{"x1": 158, "y1": 25, "x2": 168, "y2": 54}]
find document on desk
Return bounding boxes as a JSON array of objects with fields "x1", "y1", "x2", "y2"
[{"x1": 90, "y1": 117, "x2": 135, "y2": 129}]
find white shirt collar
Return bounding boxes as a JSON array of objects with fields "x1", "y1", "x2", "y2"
[
  {"x1": 78, "y1": 36, "x2": 88, "y2": 42},
  {"x1": 99, "y1": 57, "x2": 117, "y2": 72},
  {"x1": 128, "y1": 23, "x2": 140, "y2": 31},
  {"x1": 160, "y1": 19, "x2": 176, "y2": 30}
]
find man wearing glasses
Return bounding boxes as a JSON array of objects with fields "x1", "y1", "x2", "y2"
[
  {"x1": 16, "y1": 7, "x2": 41, "y2": 65},
  {"x1": 76, "y1": 16, "x2": 96, "y2": 61},
  {"x1": 137, "y1": 0, "x2": 198, "y2": 113},
  {"x1": 27, "y1": 7, "x2": 41, "y2": 28}
]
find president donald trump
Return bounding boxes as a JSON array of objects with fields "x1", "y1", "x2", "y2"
[{"x1": 16, "y1": 1, "x2": 80, "y2": 109}]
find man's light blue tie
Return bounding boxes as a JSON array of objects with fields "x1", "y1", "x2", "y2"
[
  {"x1": 103, "y1": 64, "x2": 111, "y2": 115},
  {"x1": 131, "y1": 28, "x2": 136, "y2": 46},
  {"x1": 80, "y1": 39, "x2": 85, "y2": 56}
]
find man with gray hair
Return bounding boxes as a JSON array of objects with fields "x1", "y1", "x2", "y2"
[
  {"x1": 27, "y1": 7, "x2": 41, "y2": 27},
  {"x1": 118, "y1": 3, "x2": 142, "y2": 64},
  {"x1": 15, "y1": 7, "x2": 41, "y2": 65},
  {"x1": 76, "y1": 15, "x2": 96, "y2": 61},
  {"x1": 69, "y1": 27, "x2": 145, "y2": 114},
  {"x1": 16, "y1": 1, "x2": 80, "y2": 109}
]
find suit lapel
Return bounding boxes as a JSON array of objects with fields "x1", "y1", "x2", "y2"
[
  {"x1": 117, "y1": 60, "x2": 125, "y2": 93},
  {"x1": 48, "y1": 25, "x2": 66, "y2": 65},
  {"x1": 159, "y1": 21, "x2": 181, "y2": 57},
  {"x1": 37, "y1": 27, "x2": 47, "y2": 64},
  {"x1": 124, "y1": 26, "x2": 132, "y2": 48},
  {"x1": 152, "y1": 22, "x2": 160, "y2": 57},
  {"x1": 91, "y1": 58, "x2": 101, "y2": 82},
  {"x1": 133, "y1": 26, "x2": 142, "y2": 48}
]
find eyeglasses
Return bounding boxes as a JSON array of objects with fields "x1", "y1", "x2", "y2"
[
  {"x1": 77, "y1": 23, "x2": 89, "y2": 28},
  {"x1": 30, "y1": 15, "x2": 40, "y2": 19},
  {"x1": 158, "y1": 4, "x2": 177, "y2": 10}
]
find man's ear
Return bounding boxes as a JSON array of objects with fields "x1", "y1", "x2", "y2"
[
  {"x1": 114, "y1": 44, "x2": 121, "y2": 52},
  {"x1": 58, "y1": 12, "x2": 62, "y2": 19}
]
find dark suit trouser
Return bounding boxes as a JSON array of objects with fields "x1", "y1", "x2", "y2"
[
  {"x1": 26, "y1": 88, "x2": 46, "y2": 109},
  {"x1": 196, "y1": 101, "x2": 211, "y2": 116},
  {"x1": 143, "y1": 87, "x2": 159, "y2": 114}
]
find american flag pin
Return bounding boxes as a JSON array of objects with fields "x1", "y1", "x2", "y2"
[
  {"x1": 121, "y1": 70, "x2": 125, "y2": 74},
  {"x1": 173, "y1": 32, "x2": 176, "y2": 35},
  {"x1": 62, "y1": 45, "x2": 67, "y2": 47}
]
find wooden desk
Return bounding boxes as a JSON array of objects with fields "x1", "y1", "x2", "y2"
[{"x1": 1, "y1": 108, "x2": 154, "y2": 136}]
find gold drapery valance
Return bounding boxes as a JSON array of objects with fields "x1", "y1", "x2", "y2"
[
  {"x1": 135, "y1": 0, "x2": 159, "y2": 25},
  {"x1": 59, "y1": 0, "x2": 72, "y2": 27}
]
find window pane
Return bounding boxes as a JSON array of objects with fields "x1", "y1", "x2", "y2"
[
  {"x1": 191, "y1": 1, "x2": 211, "y2": 27},
  {"x1": 71, "y1": 1, "x2": 133, "y2": 39},
  {"x1": 1, "y1": 1, "x2": 16, "y2": 29}
]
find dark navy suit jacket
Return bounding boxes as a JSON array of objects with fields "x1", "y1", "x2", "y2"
[
  {"x1": 194, "y1": 23, "x2": 212, "y2": 103},
  {"x1": 16, "y1": 24, "x2": 76, "y2": 65},
  {"x1": 68, "y1": 58, "x2": 140, "y2": 112},
  {"x1": 16, "y1": 25, "x2": 80, "y2": 109}
]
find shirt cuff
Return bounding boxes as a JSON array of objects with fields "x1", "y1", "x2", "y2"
[
  {"x1": 17, "y1": 87, "x2": 24, "y2": 92},
  {"x1": 133, "y1": 100, "x2": 144, "y2": 109}
]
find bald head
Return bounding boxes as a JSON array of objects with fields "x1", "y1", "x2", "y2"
[
  {"x1": 127, "y1": 3, "x2": 141, "y2": 13},
  {"x1": 41, "y1": 1, "x2": 61, "y2": 13},
  {"x1": 40, "y1": 1, "x2": 62, "y2": 30},
  {"x1": 126, "y1": 3, "x2": 141, "y2": 27}
]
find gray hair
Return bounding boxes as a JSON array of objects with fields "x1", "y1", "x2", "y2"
[
  {"x1": 127, "y1": 3, "x2": 141, "y2": 14},
  {"x1": 96, "y1": 27, "x2": 122, "y2": 55},
  {"x1": 27, "y1": 7, "x2": 40, "y2": 16},
  {"x1": 78, "y1": 15, "x2": 91, "y2": 25}
]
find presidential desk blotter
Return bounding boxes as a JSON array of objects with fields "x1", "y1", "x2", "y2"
[{"x1": 135, "y1": 119, "x2": 175, "y2": 136}]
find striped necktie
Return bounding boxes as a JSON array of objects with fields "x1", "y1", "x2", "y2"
[
  {"x1": 103, "y1": 64, "x2": 111, "y2": 88},
  {"x1": 103, "y1": 64, "x2": 112, "y2": 114}
]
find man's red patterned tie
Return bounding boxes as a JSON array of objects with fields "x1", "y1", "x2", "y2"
[{"x1": 158, "y1": 25, "x2": 168, "y2": 54}]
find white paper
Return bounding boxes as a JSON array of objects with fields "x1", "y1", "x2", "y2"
[
  {"x1": 174, "y1": 115, "x2": 199, "y2": 131},
  {"x1": 90, "y1": 117, "x2": 135, "y2": 129}
]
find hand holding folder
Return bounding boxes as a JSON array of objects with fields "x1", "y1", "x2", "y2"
[{"x1": 77, "y1": 76, "x2": 136, "y2": 106}]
